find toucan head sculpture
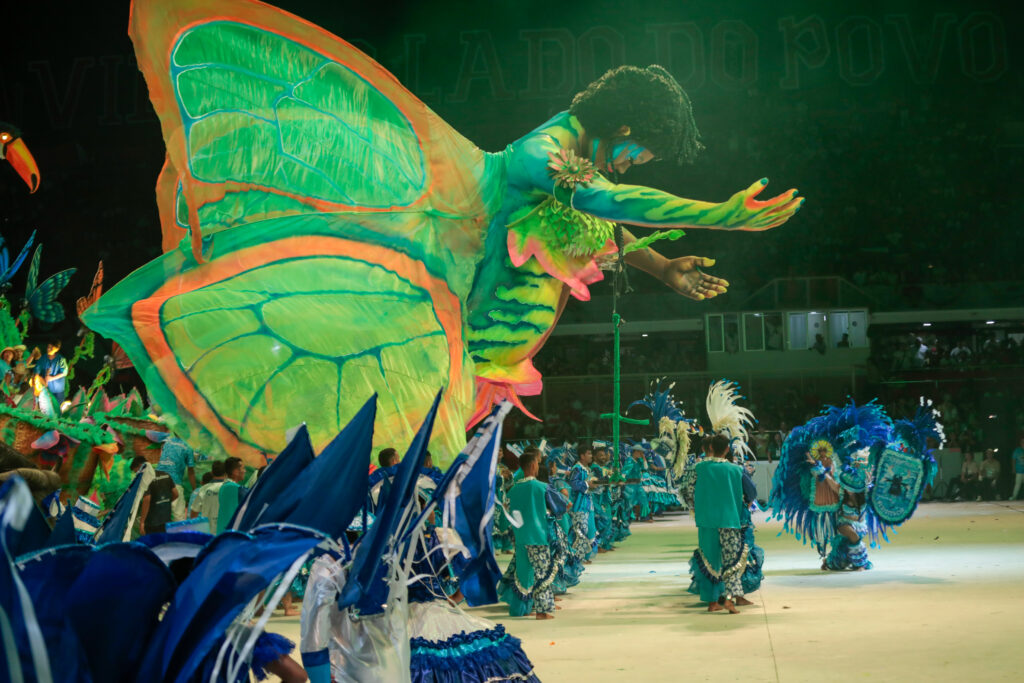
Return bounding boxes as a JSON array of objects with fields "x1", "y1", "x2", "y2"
[{"x1": 0, "y1": 122, "x2": 40, "y2": 192}]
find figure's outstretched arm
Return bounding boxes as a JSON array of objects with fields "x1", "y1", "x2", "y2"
[
  {"x1": 575, "y1": 176, "x2": 802, "y2": 231},
  {"x1": 515, "y1": 135, "x2": 802, "y2": 231},
  {"x1": 620, "y1": 228, "x2": 729, "y2": 301}
]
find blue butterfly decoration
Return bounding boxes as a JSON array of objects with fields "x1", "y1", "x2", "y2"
[
  {"x1": 0, "y1": 229, "x2": 36, "y2": 287},
  {"x1": 24, "y1": 244, "x2": 76, "y2": 325}
]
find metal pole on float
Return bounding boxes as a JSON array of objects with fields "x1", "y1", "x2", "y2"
[{"x1": 599, "y1": 227, "x2": 647, "y2": 475}]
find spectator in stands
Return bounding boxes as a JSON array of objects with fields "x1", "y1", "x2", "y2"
[
  {"x1": 949, "y1": 452, "x2": 980, "y2": 501},
  {"x1": 765, "y1": 432, "x2": 783, "y2": 462},
  {"x1": 766, "y1": 322, "x2": 783, "y2": 351},
  {"x1": 1012, "y1": 437, "x2": 1024, "y2": 501},
  {"x1": 958, "y1": 431, "x2": 979, "y2": 459},
  {"x1": 978, "y1": 449, "x2": 1001, "y2": 500},
  {"x1": 950, "y1": 341, "x2": 972, "y2": 364},
  {"x1": 810, "y1": 334, "x2": 826, "y2": 355},
  {"x1": 725, "y1": 329, "x2": 739, "y2": 354},
  {"x1": 911, "y1": 336, "x2": 928, "y2": 368},
  {"x1": 939, "y1": 395, "x2": 959, "y2": 425}
]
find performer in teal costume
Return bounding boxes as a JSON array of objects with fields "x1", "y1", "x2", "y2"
[
  {"x1": 590, "y1": 449, "x2": 616, "y2": 552},
  {"x1": 498, "y1": 449, "x2": 558, "y2": 618},
  {"x1": 492, "y1": 464, "x2": 514, "y2": 553},
  {"x1": 568, "y1": 447, "x2": 597, "y2": 562},
  {"x1": 740, "y1": 462, "x2": 765, "y2": 593},
  {"x1": 623, "y1": 444, "x2": 651, "y2": 522},
  {"x1": 84, "y1": 0, "x2": 803, "y2": 470},
  {"x1": 687, "y1": 434, "x2": 749, "y2": 613},
  {"x1": 545, "y1": 453, "x2": 582, "y2": 593}
]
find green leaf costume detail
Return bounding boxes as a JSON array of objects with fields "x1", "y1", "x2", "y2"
[{"x1": 508, "y1": 197, "x2": 615, "y2": 259}]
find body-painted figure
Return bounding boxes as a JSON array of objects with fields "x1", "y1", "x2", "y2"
[{"x1": 84, "y1": 0, "x2": 803, "y2": 467}]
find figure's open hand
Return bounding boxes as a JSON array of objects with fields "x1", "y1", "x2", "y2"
[
  {"x1": 662, "y1": 256, "x2": 729, "y2": 301},
  {"x1": 716, "y1": 178, "x2": 803, "y2": 231}
]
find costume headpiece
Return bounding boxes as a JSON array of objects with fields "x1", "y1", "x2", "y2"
[{"x1": 705, "y1": 380, "x2": 756, "y2": 460}]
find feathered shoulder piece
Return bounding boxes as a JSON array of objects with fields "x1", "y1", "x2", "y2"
[
  {"x1": 628, "y1": 378, "x2": 685, "y2": 423},
  {"x1": 705, "y1": 380, "x2": 756, "y2": 458},
  {"x1": 861, "y1": 398, "x2": 944, "y2": 542},
  {"x1": 892, "y1": 398, "x2": 945, "y2": 457}
]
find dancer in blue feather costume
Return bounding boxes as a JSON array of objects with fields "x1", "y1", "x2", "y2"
[{"x1": 769, "y1": 399, "x2": 943, "y2": 571}]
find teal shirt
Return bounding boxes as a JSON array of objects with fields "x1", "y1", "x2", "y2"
[
  {"x1": 693, "y1": 459, "x2": 744, "y2": 530},
  {"x1": 622, "y1": 455, "x2": 646, "y2": 480},
  {"x1": 216, "y1": 481, "x2": 243, "y2": 533},
  {"x1": 508, "y1": 478, "x2": 548, "y2": 547}
]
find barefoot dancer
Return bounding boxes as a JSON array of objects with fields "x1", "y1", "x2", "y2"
[
  {"x1": 688, "y1": 434, "x2": 748, "y2": 613},
  {"x1": 498, "y1": 448, "x2": 558, "y2": 619}
]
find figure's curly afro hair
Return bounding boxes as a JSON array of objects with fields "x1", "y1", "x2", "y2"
[{"x1": 569, "y1": 65, "x2": 703, "y2": 164}]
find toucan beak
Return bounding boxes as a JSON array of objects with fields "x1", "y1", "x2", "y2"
[{"x1": 5, "y1": 137, "x2": 40, "y2": 192}]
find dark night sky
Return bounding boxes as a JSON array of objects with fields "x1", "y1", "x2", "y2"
[{"x1": 1, "y1": 0, "x2": 1021, "y2": 350}]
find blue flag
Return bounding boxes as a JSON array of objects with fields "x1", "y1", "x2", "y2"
[
  {"x1": 229, "y1": 424, "x2": 315, "y2": 531},
  {"x1": 338, "y1": 390, "x2": 442, "y2": 613}
]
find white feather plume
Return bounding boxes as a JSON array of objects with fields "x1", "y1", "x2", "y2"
[
  {"x1": 675, "y1": 421, "x2": 692, "y2": 461},
  {"x1": 705, "y1": 380, "x2": 756, "y2": 459}
]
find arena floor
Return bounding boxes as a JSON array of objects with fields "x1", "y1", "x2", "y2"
[{"x1": 267, "y1": 500, "x2": 1024, "y2": 681}]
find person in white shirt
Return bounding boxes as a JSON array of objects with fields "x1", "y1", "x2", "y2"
[{"x1": 190, "y1": 459, "x2": 227, "y2": 531}]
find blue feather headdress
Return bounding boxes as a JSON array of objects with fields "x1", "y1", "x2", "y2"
[{"x1": 627, "y1": 378, "x2": 686, "y2": 423}]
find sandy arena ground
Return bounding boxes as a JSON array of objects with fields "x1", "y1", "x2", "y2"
[{"x1": 266, "y1": 500, "x2": 1024, "y2": 681}]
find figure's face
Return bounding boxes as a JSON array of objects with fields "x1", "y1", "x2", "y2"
[
  {"x1": 595, "y1": 450, "x2": 608, "y2": 465},
  {"x1": 46, "y1": 344, "x2": 58, "y2": 356},
  {"x1": 580, "y1": 449, "x2": 593, "y2": 466},
  {"x1": 1, "y1": 351, "x2": 12, "y2": 363},
  {"x1": 606, "y1": 140, "x2": 654, "y2": 174},
  {"x1": 13, "y1": 349, "x2": 23, "y2": 360}
]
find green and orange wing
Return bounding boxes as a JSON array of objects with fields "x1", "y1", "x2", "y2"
[
  {"x1": 129, "y1": 0, "x2": 492, "y2": 267},
  {"x1": 83, "y1": 0, "x2": 502, "y2": 465},
  {"x1": 84, "y1": 216, "x2": 474, "y2": 466}
]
